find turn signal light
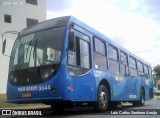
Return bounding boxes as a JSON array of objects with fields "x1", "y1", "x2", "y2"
[
  {"x1": 68, "y1": 87, "x2": 74, "y2": 92},
  {"x1": 51, "y1": 88, "x2": 56, "y2": 94}
]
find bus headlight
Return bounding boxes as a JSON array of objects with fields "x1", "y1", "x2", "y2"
[
  {"x1": 41, "y1": 71, "x2": 49, "y2": 79},
  {"x1": 41, "y1": 67, "x2": 55, "y2": 80},
  {"x1": 8, "y1": 73, "x2": 18, "y2": 84},
  {"x1": 10, "y1": 74, "x2": 14, "y2": 80},
  {"x1": 9, "y1": 73, "x2": 16, "y2": 82}
]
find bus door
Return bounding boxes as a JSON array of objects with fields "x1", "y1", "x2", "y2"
[{"x1": 67, "y1": 25, "x2": 96, "y2": 101}]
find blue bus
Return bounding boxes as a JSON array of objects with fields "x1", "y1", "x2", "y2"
[{"x1": 4, "y1": 16, "x2": 153, "y2": 112}]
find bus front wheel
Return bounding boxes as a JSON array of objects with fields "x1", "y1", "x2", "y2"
[
  {"x1": 94, "y1": 85, "x2": 109, "y2": 112},
  {"x1": 51, "y1": 103, "x2": 65, "y2": 113}
]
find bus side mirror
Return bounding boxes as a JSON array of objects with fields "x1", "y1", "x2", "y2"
[{"x1": 2, "y1": 39, "x2": 6, "y2": 55}]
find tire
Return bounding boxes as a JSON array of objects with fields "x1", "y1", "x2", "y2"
[
  {"x1": 51, "y1": 103, "x2": 65, "y2": 113},
  {"x1": 132, "y1": 89, "x2": 145, "y2": 106},
  {"x1": 94, "y1": 85, "x2": 109, "y2": 112}
]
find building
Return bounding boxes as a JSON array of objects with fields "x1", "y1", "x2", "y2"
[{"x1": 0, "y1": 0, "x2": 46, "y2": 93}]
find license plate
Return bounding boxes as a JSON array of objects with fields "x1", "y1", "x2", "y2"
[{"x1": 22, "y1": 92, "x2": 32, "y2": 98}]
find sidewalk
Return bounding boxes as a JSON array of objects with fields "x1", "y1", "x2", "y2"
[
  {"x1": 154, "y1": 95, "x2": 160, "y2": 100},
  {"x1": 0, "y1": 105, "x2": 50, "y2": 110}
]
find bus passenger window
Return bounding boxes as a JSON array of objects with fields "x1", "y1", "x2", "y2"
[
  {"x1": 148, "y1": 67, "x2": 152, "y2": 78},
  {"x1": 129, "y1": 57, "x2": 137, "y2": 77},
  {"x1": 144, "y1": 65, "x2": 149, "y2": 78},
  {"x1": 94, "y1": 38, "x2": 105, "y2": 55},
  {"x1": 120, "y1": 52, "x2": 128, "y2": 76},
  {"x1": 94, "y1": 38, "x2": 107, "y2": 71},
  {"x1": 68, "y1": 29, "x2": 91, "y2": 76},
  {"x1": 108, "y1": 45, "x2": 119, "y2": 75},
  {"x1": 137, "y1": 61, "x2": 145, "y2": 77}
]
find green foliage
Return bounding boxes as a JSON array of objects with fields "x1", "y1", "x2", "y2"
[{"x1": 153, "y1": 64, "x2": 160, "y2": 79}]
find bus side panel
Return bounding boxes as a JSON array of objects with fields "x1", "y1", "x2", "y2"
[
  {"x1": 131, "y1": 77, "x2": 153, "y2": 101},
  {"x1": 94, "y1": 70, "x2": 132, "y2": 101},
  {"x1": 112, "y1": 76, "x2": 131, "y2": 101},
  {"x1": 93, "y1": 70, "x2": 153, "y2": 102},
  {"x1": 69, "y1": 70, "x2": 97, "y2": 101},
  {"x1": 143, "y1": 78, "x2": 154, "y2": 100}
]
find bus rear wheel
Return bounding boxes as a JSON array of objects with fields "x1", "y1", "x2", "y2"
[
  {"x1": 94, "y1": 85, "x2": 109, "y2": 112},
  {"x1": 108, "y1": 101, "x2": 120, "y2": 110},
  {"x1": 133, "y1": 89, "x2": 145, "y2": 106}
]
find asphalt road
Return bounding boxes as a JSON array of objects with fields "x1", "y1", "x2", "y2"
[
  {"x1": 42, "y1": 99, "x2": 160, "y2": 118},
  {"x1": 1, "y1": 98, "x2": 160, "y2": 118}
]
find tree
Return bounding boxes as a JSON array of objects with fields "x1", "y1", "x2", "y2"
[{"x1": 153, "y1": 64, "x2": 160, "y2": 79}]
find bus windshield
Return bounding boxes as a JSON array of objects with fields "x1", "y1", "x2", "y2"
[
  {"x1": 8, "y1": 27, "x2": 65, "y2": 86},
  {"x1": 10, "y1": 27, "x2": 65, "y2": 71}
]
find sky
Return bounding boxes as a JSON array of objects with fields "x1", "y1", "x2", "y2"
[{"x1": 46, "y1": 0, "x2": 160, "y2": 67}]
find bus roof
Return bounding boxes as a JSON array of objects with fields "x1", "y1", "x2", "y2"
[
  {"x1": 19, "y1": 16, "x2": 70, "y2": 37},
  {"x1": 19, "y1": 16, "x2": 151, "y2": 67}
]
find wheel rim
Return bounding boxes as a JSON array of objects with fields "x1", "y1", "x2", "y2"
[{"x1": 99, "y1": 91, "x2": 107, "y2": 107}]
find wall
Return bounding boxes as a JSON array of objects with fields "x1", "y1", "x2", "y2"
[{"x1": 0, "y1": 0, "x2": 46, "y2": 93}]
